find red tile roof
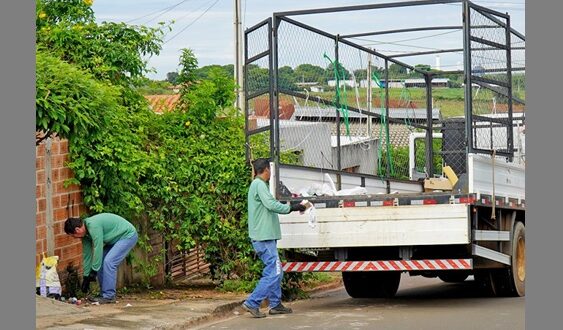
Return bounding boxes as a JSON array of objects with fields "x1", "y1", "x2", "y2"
[{"x1": 144, "y1": 94, "x2": 181, "y2": 114}]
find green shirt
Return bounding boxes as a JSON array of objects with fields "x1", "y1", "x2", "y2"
[
  {"x1": 82, "y1": 213, "x2": 137, "y2": 276},
  {"x1": 247, "y1": 177, "x2": 291, "y2": 241}
]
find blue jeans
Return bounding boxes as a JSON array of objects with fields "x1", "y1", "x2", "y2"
[
  {"x1": 245, "y1": 240, "x2": 283, "y2": 309},
  {"x1": 97, "y1": 233, "x2": 138, "y2": 299}
]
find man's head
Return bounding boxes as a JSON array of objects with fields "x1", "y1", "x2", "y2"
[
  {"x1": 64, "y1": 217, "x2": 87, "y2": 238},
  {"x1": 253, "y1": 158, "x2": 271, "y2": 181}
]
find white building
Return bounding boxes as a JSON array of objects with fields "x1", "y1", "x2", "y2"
[
  {"x1": 254, "y1": 117, "x2": 378, "y2": 174},
  {"x1": 327, "y1": 79, "x2": 357, "y2": 88}
]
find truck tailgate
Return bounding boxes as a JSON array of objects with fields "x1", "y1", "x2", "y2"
[{"x1": 278, "y1": 204, "x2": 470, "y2": 249}]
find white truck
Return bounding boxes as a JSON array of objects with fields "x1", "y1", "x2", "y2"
[{"x1": 243, "y1": 0, "x2": 525, "y2": 298}]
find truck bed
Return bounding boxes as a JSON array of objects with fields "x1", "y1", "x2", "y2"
[{"x1": 276, "y1": 153, "x2": 525, "y2": 250}]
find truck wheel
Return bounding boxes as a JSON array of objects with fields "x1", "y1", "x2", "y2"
[
  {"x1": 507, "y1": 221, "x2": 526, "y2": 296},
  {"x1": 438, "y1": 272, "x2": 469, "y2": 283},
  {"x1": 342, "y1": 271, "x2": 401, "y2": 298}
]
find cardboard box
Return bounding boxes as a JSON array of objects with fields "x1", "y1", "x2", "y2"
[{"x1": 424, "y1": 178, "x2": 453, "y2": 192}]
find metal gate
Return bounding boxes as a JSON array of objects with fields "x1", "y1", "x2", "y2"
[
  {"x1": 244, "y1": 18, "x2": 274, "y2": 163},
  {"x1": 463, "y1": 1, "x2": 525, "y2": 159}
]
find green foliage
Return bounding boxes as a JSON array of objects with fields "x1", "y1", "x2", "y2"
[
  {"x1": 177, "y1": 48, "x2": 199, "y2": 92},
  {"x1": 278, "y1": 66, "x2": 299, "y2": 91},
  {"x1": 36, "y1": 0, "x2": 258, "y2": 285},
  {"x1": 36, "y1": 50, "x2": 118, "y2": 144},
  {"x1": 141, "y1": 109, "x2": 256, "y2": 281},
  {"x1": 294, "y1": 64, "x2": 325, "y2": 84},
  {"x1": 136, "y1": 78, "x2": 174, "y2": 95},
  {"x1": 352, "y1": 67, "x2": 384, "y2": 81},
  {"x1": 35, "y1": 0, "x2": 351, "y2": 295},
  {"x1": 166, "y1": 71, "x2": 179, "y2": 84},
  {"x1": 325, "y1": 61, "x2": 351, "y2": 82},
  {"x1": 379, "y1": 139, "x2": 443, "y2": 180},
  {"x1": 195, "y1": 64, "x2": 233, "y2": 81},
  {"x1": 36, "y1": 0, "x2": 168, "y2": 122},
  {"x1": 414, "y1": 64, "x2": 432, "y2": 72},
  {"x1": 206, "y1": 67, "x2": 237, "y2": 108},
  {"x1": 388, "y1": 63, "x2": 408, "y2": 77},
  {"x1": 36, "y1": 0, "x2": 94, "y2": 28}
]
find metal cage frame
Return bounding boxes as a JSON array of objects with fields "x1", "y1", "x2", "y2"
[{"x1": 244, "y1": 0, "x2": 525, "y2": 198}]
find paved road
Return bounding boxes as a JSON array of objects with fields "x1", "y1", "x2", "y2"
[{"x1": 196, "y1": 274, "x2": 524, "y2": 330}]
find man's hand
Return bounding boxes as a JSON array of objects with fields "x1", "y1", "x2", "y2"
[
  {"x1": 81, "y1": 270, "x2": 97, "y2": 293},
  {"x1": 81, "y1": 277, "x2": 91, "y2": 293},
  {"x1": 88, "y1": 270, "x2": 97, "y2": 282},
  {"x1": 290, "y1": 203, "x2": 307, "y2": 212}
]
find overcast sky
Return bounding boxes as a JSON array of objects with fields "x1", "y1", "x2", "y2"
[{"x1": 91, "y1": 0, "x2": 525, "y2": 80}]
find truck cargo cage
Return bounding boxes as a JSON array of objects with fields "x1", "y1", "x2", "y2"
[{"x1": 244, "y1": 0, "x2": 525, "y2": 200}]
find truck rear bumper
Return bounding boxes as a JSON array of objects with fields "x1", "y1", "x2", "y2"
[{"x1": 282, "y1": 259, "x2": 473, "y2": 272}]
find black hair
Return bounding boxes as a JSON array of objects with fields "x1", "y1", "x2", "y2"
[
  {"x1": 64, "y1": 217, "x2": 83, "y2": 235},
  {"x1": 252, "y1": 158, "x2": 271, "y2": 175}
]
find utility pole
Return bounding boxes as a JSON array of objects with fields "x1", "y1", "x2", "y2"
[
  {"x1": 367, "y1": 53, "x2": 373, "y2": 137},
  {"x1": 234, "y1": 0, "x2": 244, "y2": 113}
]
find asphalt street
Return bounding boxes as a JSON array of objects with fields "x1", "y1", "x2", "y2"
[{"x1": 196, "y1": 274, "x2": 524, "y2": 330}]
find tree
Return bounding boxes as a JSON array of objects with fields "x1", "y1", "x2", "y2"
[
  {"x1": 353, "y1": 69, "x2": 367, "y2": 80},
  {"x1": 222, "y1": 64, "x2": 235, "y2": 77},
  {"x1": 245, "y1": 64, "x2": 269, "y2": 93},
  {"x1": 325, "y1": 62, "x2": 351, "y2": 83},
  {"x1": 36, "y1": 0, "x2": 166, "y2": 142},
  {"x1": 388, "y1": 63, "x2": 408, "y2": 77},
  {"x1": 177, "y1": 48, "x2": 199, "y2": 93},
  {"x1": 278, "y1": 66, "x2": 298, "y2": 91},
  {"x1": 294, "y1": 64, "x2": 325, "y2": 84},
  {"x1": 166, "y1": 71, "x2": 179, "y2": 84},
  {"x1": 354, "y1": 66, "x2": 385, "y2": 81},
  {"x1": 414, "y1": 64, "x2": 432, "y2": 72},
  {"x1": 195, "y1": 65, "x2": 225, "y2": 80},
  {"x1": 37, "y1": 5, "x2": 166, "y2": 89}
]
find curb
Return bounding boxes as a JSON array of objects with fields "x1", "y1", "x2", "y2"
[
  {"x1": 304, "y1": 279, "x2": 344, "y2": 297},
  {"x1": 155, "y1": 300, "x2": 245, "y2": 330},
  {"x1": 154, "y1": 279, "x2": 343, "y2": 329}
]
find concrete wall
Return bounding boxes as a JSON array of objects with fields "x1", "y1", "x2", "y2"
[{"x1": 333, "y1": 138, "x2": 379, "y2": 174}]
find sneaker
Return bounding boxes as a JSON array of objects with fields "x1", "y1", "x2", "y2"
[
  {"x1": 89, "y1": 296, "x2": 116, "y2": 304},
  {"x1": 269, "y1": 303, "x2": 293, "y2": 315},
  {"x1": 86, "y1": 295, "x2": 102, "y2": 302},
  {"x1": 241, "y1": 302, "x2": 266, "y2": 318}
]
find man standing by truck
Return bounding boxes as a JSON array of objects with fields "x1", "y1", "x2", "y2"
[
  {"x1": 64, "y1": 213, "x2": 138, "y2": 304},
  {"x1": 242, "y1": 158, "x2": 306, "y2": 318}
]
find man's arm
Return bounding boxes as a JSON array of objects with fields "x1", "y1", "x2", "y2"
[
  {"x1": 82, "y1": 238, "x2": 93, "y2": 276},
  {"x1": 88, "y1": 223, "x2": 104, "y2": 273},
  {"x1": 256, "y1": 181, "x2": 291, "y2": 214}
]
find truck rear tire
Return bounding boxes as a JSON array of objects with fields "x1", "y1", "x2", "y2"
[
  {"x1": 342, "y1": 271, "x2": 401, "y2": 298},
  {"x1": 504, "y1": 221, "x2": 526, "y2": 296}
]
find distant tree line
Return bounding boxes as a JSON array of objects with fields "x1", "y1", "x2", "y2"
[{"x1": 163, "y1": 62, "x2": 524, "y2": 94}]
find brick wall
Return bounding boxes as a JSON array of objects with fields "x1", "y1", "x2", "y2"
[
  {"x1": 35, "y1": 137, "x2": 165, "y2": 289},
  {"x1": 36, "y1": 137, "x2": 85, "y2": 283},
  {"x1": 36, "y1": 137, "x2": 208, "y2": 289}
]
